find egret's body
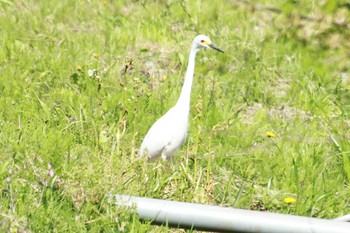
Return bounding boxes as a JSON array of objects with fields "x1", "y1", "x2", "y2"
[{"x1": 140, "y1": 35, "x2": 223, "y2": 161}]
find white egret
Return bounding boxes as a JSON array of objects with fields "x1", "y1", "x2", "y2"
[{"x1": 140, "y1": 35, "x2": 224, "y2": 161}]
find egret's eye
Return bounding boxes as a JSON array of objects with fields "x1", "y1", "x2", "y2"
[{"x1": 201, "y1": 40, "x2": 205, "y2": 43}]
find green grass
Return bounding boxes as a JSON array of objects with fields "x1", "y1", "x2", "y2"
[{"x1": 1, "y1": 0, "x2": 350, "y2": 232}]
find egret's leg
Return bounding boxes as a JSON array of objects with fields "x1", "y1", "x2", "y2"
[
  {"x1": 161, "y1": 148, "x2": 167, "y2": 161},
  {"x1": 166, "y1": 156, "x2": 173, "y2": 163}
]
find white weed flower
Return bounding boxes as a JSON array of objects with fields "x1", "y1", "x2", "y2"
[
  {"x1": 88, "y1": 69, "x2": 94, "y2": 77},
  {"x1": 48, "y1": 169, "x2": 55, "y2": 177},
  {"x1": 88, "y1": 69, "x2": 96, "y2": 77},
  {"x1": 341, "y1": 72, "x2": 348, "y2": 83}
]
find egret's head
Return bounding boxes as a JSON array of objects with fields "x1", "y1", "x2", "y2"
[{"x1": 193, "y1": 35, "x2": 224, "y2": 53}]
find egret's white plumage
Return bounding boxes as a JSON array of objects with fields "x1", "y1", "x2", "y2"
[{"x1": 140, "y1": 35, "x2": 224, "y2": 161}]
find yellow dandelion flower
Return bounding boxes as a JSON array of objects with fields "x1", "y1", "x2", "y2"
[
  {"x1": 266, "y1": 131, "x2": 276, "y2": 138},
  {"x1": 284, "y1": 197, "x2": 296, "y2": 205},
  {"x1": 76, "y1": 66, "x2": 83, "y2": 72}
]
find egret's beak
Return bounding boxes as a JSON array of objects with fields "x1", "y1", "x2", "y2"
[{"x1": 209, "y1": 43, "x2": 224, "y2": 53}]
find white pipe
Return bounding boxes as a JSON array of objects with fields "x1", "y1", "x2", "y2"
[
  {"x1": 106, "y1": 194, "x2": 350, "y2": 233},
  {"x1": 334, "y1": 214, "x2": 350, "y2": 222}
]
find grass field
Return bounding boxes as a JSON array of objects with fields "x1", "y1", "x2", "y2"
[{"x1": 1, "y1": 0, "x2": 350, "y2": 232}]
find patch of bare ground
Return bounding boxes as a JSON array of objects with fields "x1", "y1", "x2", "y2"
[
  {"x1": 240, "y1": 103, "x2": 312, "y2": 124},
  {"x1": 122, "y1": 41, "x2": 179, "y2": 90},
  {"x1": 268, "y1": 77, "x2": 291, "y2": 98}
]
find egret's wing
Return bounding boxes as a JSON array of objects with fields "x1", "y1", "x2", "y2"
[
  {"x1": 140, "y1": 106, "x2": 189, "y2": 160},
  {"x1": 140, "y1": 109, "x2": 175, "y2": 159}
]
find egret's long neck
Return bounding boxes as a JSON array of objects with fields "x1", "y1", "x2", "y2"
[{"x1": 176, "y1": 46, "x2": 197, "y2": 111}]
